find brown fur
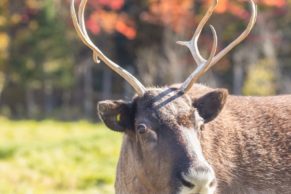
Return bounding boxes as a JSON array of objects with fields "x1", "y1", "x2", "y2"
[
  {"x1": 98, "y1": 84, "x2": 291, "y2": 194},
  {"x1": 189, "y1": 85, "x2": 291, "y2": 193}
]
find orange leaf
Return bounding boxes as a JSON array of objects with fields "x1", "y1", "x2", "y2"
[
  {"x1": 115, "y1": 20, "x2": 136, "y2": 40},
  {"x1": 214, "y1": 0, "x2": 229, "y2": 13},
  {"x1": 260, "y1": 0, "x2": 286, "y2": 7}
]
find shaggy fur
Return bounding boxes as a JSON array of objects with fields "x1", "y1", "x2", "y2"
[
  {"x1": 191, "y1": 85, "x2": 291, "y2": 194},
  {"x1": 98, "y1": 84, "x2": 291, "y2": 194}
]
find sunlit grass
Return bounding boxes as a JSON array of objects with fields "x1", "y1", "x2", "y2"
[{"x1": 0, "y1": 118, "x2": 122, "y2": 194}]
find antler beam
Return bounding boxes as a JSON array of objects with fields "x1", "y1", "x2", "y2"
[
  {"x1": 178, "y1": 0, "x2": 257, "y2": 93},
  {"x1": 70, "y1": 0, "x2": 146, "y2": 96}
]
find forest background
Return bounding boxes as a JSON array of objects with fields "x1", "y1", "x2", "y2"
[
  {"x1": 0, "y1": 0, "x2": 290, "y2": 193},
  {"x1": 0, "y1": 0, "x2": 290, "y2": 120}
]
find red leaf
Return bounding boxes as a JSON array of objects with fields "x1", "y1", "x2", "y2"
[
  {"x1": 110, "y1": 0, "x2": 124, "y2": 10},
  {"x1": 115, "y1": 19, "x2": 136, "y2": 40},
  {"x1": 94, "y1": 0, "x2": 124, "y2": 10},
  {"x1": 86, "y1": 18, "x2": 100, "y2": 34}
]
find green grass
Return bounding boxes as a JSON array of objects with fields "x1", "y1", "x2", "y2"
[{"x1": 0, "y1": 118, "x2": 122, "y2": 194}]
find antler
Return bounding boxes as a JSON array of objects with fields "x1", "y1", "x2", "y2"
[
  {"x1": 70, "y1": 0, "x2": 146, "y2": 96},
  {"x1": 177, "y1": 0, "x2": 257, "y2": 93}
]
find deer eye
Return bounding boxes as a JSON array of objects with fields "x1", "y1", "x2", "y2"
[{"x1": 136, "y1": 123, "x2": 147, "y2": 134}]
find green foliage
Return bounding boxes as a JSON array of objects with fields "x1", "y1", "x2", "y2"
[
  {"x1": 2, "y1": 0, "x2": 75, "y2": 90},
  {"x1": 243, "y1": 59, "x2": 276, "y2": 96},
  {"x1": 0, "y1": 118, "x2": 121, "y2": 194}
]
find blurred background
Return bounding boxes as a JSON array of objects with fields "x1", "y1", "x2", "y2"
[{"x1": 0, "y1": 0, "x2": 290, "y2": 193}]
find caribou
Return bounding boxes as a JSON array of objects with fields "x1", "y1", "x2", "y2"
[{"x1": 71, "y1": 0, "x2": 291, "y2": 193}]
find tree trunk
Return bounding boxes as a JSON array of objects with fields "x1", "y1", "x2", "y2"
[
  {"x1": 44, "y1": 79, "x2": 53, "y2": 116},
  {"x1": 83, "y1": 59, "x2": 94, "y2": 118},
  {"x1": 25, "y1": 89, "x2": 35, "y2": 118},
  {"x1": 102, "y1": 68, "x2": 112, "y2": 99},
  {"x1": 232, "y1": 53, "x2": 245, "y2": 95}
]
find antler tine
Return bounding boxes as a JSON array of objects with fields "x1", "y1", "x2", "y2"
[
  {"x1": 177, "y1": 0, "x2": 218, "y2": 66},
  {"x1": 178, "y1": 0, "x2": 257, "y2": 93},
  {"x1": 180, "y1": 25, "x2": 218, "y2": 92},
  {"x1": 210, "y1": 0, "x2": 257, "y2": 66},
  {"x1": 70, "y1": 0, "x2": 146, "y2": 96}
]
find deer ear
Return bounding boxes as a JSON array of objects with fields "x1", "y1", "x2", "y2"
[
  {"x1": 193, "y1": 89, "x2": 228, "y2": 123},
  {"x1": 97, "y1": 100, "x2": 134, "y2": 132}
]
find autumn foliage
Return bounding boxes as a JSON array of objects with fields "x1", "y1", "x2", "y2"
[
  {"x1": 213, "y1": 0, "x2": 286, "y2": 18},
  {"x1": 84, "y1": 0, "x2": 136, "y2": 39},
  {"x1": 83, "y1": 0, "x2": 287, "y2": 38},
  {"x1": 1, "y1": 0, "x2": 290, "y2": 120}
]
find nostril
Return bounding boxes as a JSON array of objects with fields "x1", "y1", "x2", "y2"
[
  {"x1": 209, "y1": 178, "x2": 216, "y2": 188},
  {"x1": 179, "y1": 174, "x2": 195, "y2": 188},
  {"x1": 181, "y1": 177, "x2": 195, "y2": 188},
  {"x1": 180, "y1": 166, "x2": 216, "y2": 190}
]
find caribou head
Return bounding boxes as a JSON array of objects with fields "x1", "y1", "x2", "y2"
[{"x1": 71, "y1": 0, "x2": 257, "y2": 193}]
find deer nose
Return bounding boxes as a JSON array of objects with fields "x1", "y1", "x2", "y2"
[{"x1": 179, "y1": 166, "x2": 216, "y2": 193}]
